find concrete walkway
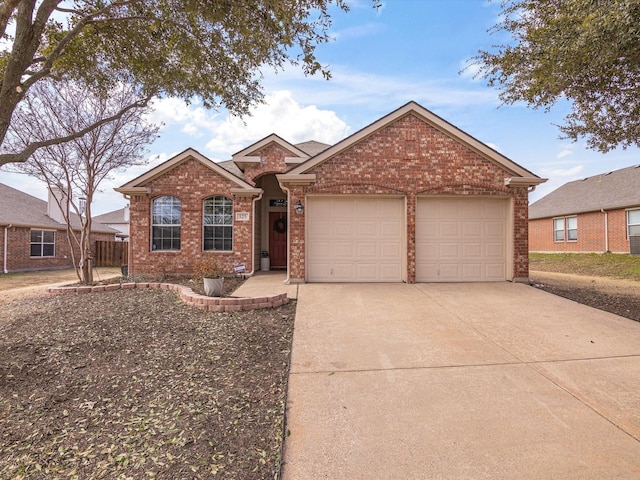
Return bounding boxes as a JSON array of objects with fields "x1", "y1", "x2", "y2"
[
  {"x1": 232, "y1": 271, "x2": 299, "y2": 299},
  {"x1": 281, "y1": 282, "x2": 640, "y2": 479}
]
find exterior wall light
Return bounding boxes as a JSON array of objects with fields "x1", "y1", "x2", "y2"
[{"x1": 295, "y1": 200, "x2": 304, "y2": 215}]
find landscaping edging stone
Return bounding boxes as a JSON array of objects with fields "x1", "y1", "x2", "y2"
[{"x1": 46, "y1": 282, "x2": 289, "y2": 312}]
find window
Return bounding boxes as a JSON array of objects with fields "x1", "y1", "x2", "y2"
[
  {"x1": 553, "y1": 216, "x2": 577, "y2": 242},
  {"x1": 203, "y1": 196, "x2": 233, "y2": 251},
  {"x1": 566, "y1": 216, "x2": 578, "y2": 241},
  {"x1": 31, "y1": 230, "x2": 55, "y2": 257},
  {"x1": 628, "y1": 209, "x2": 640, "y2": 238},
  {"x1": 553, "y1": 218, "x2": 565, "y2": 242},
  {"x1": 151, "y1": 196, "x2": 181, "y2": 251}
]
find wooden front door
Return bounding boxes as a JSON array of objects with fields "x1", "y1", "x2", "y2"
[{"x1": 269, "y1": 212, "x2": 287, "y2": 268}]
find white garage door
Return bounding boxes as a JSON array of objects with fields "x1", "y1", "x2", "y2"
[
  {"x1": 416, "y1": 197, "x2": 508, "y2": 282},
  {"x1": 307, "y1": 197, "x2": 404, "y2": 282}
]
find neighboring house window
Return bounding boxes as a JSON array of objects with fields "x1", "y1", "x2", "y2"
[
  {"x1": 553, "y1": 216, "x2": 577, "y2": 242},
  {"x1": 203, "y1": 196, "x2": 233, "y2": 251},
  {"x1": 566, "y1": 216, "x2": 578, "y2": 241},
  {"x1": 628, "y1": 209, "x2": 640, "y2": 238},
  {"x1": 31, "y1": 230, "x2": 55, "y2": 257},
  {"x1": 151, "y1": 196, "x2": 181, "y2": 251},
  {"x1": 553, "y1": 218, "x2": 565, "y2": 242}
]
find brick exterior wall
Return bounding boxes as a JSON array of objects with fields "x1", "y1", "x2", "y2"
[
  {"x1": 124, "y1": 112, "x2": 536, "y2": 283},
  {"x1": 2, "y1": 225, "x2": 113, "y2": 273},
  {"x1": 529, "y1": 209, "x2": 632, "y2": 253},
  {"x1": 287, "y1": 114, "x2": 529, "y2": 282},
  {"x1": 127, "y1": 158, "x2": 256, "y2": 276},
  {"x1": 243, "y1": 144, "x2": 300, "y2": 185}
]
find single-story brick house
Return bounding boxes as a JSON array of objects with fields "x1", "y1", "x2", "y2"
[
  {"x1": 0, "y1": 183, "x2": 117, "y2": 273},
  {"x1": 116, "y1": 101, "x2": 546, "y2": 283},
  {"x1": 529, "y1": 164, "x2": 640, "y2": 254}
]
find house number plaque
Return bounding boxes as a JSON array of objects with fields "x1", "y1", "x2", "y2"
[{"x1": 235, "y1": 212, "x2": 250, "y2": 221}]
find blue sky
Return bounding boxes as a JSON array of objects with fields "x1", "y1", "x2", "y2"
[{"x1": 2, "y1": 0, "x2": 640, "y2": 215}]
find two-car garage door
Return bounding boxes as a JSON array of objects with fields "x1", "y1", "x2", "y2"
[{"x1": 306, "y1": 196, "x2": 508, "y2": 283}]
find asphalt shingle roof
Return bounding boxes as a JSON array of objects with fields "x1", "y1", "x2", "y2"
[
  {"x1": 0, "y1": 182, "x2": 115, "y2": 233},
  {"x1": 529, "y1": 164, "x2": 640, "y2": 219},
  {"x1": 216, "y1": 139, "x2": 331, "y2": 177},
  {"x1": 92, "y1": 207, "x2": 127, "y2": 224}
]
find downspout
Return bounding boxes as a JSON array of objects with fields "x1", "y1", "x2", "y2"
[
  {"x1": 122, "y1": 194, "x2": 132, "y2": 276},
  {"x1": 3, "y1": 224, "x2": 11, "y2": 273},
  {"x1": 601, "y1": 209, "x2": 609, "y2": 252},
  {"x1": 247, "y1": 190, "x2": 264, "y2": 276},
  {"x1": 280, "y1": 184, "x2": 292, "y2": 285}
]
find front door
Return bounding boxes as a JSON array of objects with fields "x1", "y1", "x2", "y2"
[{"x1": 269, "y1": 212, "x2": 287, "y2": 268}]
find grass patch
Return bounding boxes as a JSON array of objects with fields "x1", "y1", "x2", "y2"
[
  {"x1": 0, "y1": 268, "x2": 121, "y2": 291},
  {"x1": 530, "y1": 253, "x2": 640, "y2": 282}
]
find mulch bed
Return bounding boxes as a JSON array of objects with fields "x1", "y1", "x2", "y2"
[
  {"x1": 0, "y1": 288, "x2": 295, "y2": 479},
  {"x1": 532, "y1": 283, "x2": 640, "y2": 322}
]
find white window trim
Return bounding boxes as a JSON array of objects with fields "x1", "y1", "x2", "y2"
[
  {"x1": 151, "y1": 196, "x2": 181, "y2": 251},
  {"x1": 553, "y1": 217, "x2": 565, "y2": 242},
  {"x1": 566, "y1": 216, "x2": 578, "y2": 242},
  {"x1": 553, "y1": 216, "x2": 578, "y2": 243},
  {"x1": 627, "y1": 208, "x2": 640, "y2": 239},
  {"x1": 30, "y1": 229, "x2": 56, "y2": 258},
  {"x1": 203, "y1": 196, "x2": 234, "y2": 252}
]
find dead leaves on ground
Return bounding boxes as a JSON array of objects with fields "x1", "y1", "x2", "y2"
[{"x1": 0, "y1": 289, "x2": 295, "y2": 479}]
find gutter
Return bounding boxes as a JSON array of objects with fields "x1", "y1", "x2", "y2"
[{"x1": 3, "y1": 224, "x2": 12, "y2": 274}]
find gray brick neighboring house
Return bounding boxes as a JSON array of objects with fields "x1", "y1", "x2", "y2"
[
  {"x1": 529, "y1": 165, "x2": 640, "y2": 254},
  {"x1": 0, "y1": 183, "x2": 117, "y2": 273}
]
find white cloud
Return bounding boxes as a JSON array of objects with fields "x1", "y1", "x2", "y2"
[
  {"x1": 332, "y1": 22, "x2": 387, "y2": 41},
  {"x1": 204, "y1": 91, "x2": 350, "y2": 157},
  {"x1": 556, "y1": 149, "x2": 572, "y2": 159},
  {"x1": 529, "y1": 164, "x2": 584, "y2": 203},
  {"x1": 147, "y1": 97, "x2": 222, "y2": 138}
]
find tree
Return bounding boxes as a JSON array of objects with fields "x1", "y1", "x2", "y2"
[
  {"x1": 473, "y1": 0, "x2": 640, "y2": 152},
  {"x1": 5, "y1": 78, "x2": 158, "y2": 284},
  {"x1": 0, "y1": 0, "x2": 363, "y2": 166}
]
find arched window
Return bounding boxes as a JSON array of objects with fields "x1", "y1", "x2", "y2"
[
  {"x1": 151, "y1": 196, "x2": 181, "y2": 250},
  {"x1": 203, "y1": 196, "x2": 233, "y2": 251}
]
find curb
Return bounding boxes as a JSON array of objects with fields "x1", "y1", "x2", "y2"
[{"x1": 46, "y1": 282, "x2": 290, "y2": 312}]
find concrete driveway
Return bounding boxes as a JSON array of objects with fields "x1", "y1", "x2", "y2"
[{"x1": 281, "y1": 282, "x2": 640, "y2": 479}]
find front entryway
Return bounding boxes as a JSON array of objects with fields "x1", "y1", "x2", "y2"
[{"x1": 269, "y1": 212, "x2": 287, "y2": 269}]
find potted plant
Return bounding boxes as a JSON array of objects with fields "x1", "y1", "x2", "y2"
[{"x1": 192, "y1": 257, "x2": 226, "y2": 297}]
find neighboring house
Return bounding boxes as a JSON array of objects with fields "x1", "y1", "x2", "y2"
[
  {"x1": 0, "y1": 183, "x2": 117, "y2": 273},
  {"x1": 529, "y1": 165, "x2": 640, "y2": 254},
  {"x1": 116, "y1": 101, "x2": 545, "y2": 283},
  {"x1": 93, "y1": 206, "x2": 130, "y2": 240}
]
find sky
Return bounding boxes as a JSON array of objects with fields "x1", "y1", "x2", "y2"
[{"x1": 2, "y1": 0, "x2": 640, "y2": 215}]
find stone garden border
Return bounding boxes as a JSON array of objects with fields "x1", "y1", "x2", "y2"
[{"x1": 47, "y1": 282, "x2": 289, "y2": 312}]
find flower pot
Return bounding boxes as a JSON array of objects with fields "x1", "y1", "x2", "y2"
[{"x1": 203, "y1": 277, "x2": 224, "y2": 297}]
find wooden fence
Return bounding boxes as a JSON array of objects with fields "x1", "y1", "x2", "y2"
[{"x1": 94, "y1": 241, "x2": 128, "y2": 267}]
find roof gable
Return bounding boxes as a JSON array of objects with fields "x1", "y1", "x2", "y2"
[
  {"x1": 232, "y1": 134, "x2": 310, "y2": 160},
  {"x1": 116, "y1": 148, "x2": 255, "y2": 194},
  {"x1": 288, "y1": 101, "x2": 542, "y2": 182},
  {"x1": 529, "y1": 164, "x2": 640, "y2": 219}
]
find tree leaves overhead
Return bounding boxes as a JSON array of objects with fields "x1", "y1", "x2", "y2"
[
  {"x1": 0, "y1": 0, "x2": 355, "y2": 165},
  {"x1": 474, "y1": 0, "x2": 640, "y2": 152}
]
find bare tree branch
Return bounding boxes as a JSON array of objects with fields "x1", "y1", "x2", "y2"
[{"x1": 0, "y1": 93, "x2": 152, "y2": 165}]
